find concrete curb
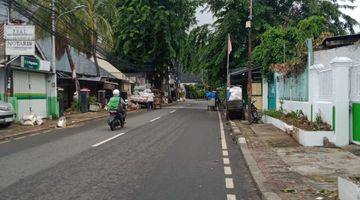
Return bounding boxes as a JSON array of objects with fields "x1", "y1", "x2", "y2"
[
  {"x1": 0, "y1": 109, "x2": 142, "y2": 142},
  {"x1": 229, "y1": 121, "x2": 282, "y2": 200}
]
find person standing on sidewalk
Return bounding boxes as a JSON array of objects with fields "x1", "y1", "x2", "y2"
[{"x1": 146, "y1": 92, "x2": 154, "y2": 111}]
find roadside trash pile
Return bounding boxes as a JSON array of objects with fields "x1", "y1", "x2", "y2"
[
  {"x1": 127, "y1": 101, "x2": 140, "y2": 111},
  {"x1": 20, "y1": 114, "x2": 44, "y2": 126},
  {"x1": 228, "y1": 86, "x2": 242, "y2": 101},
  {"x1": 57, "y1": 117, "x2": 67, "y2": 128}
]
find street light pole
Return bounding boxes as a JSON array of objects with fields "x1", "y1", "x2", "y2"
[{"x1": 50, "y1": 2, "x2": 85, "y2": 117}]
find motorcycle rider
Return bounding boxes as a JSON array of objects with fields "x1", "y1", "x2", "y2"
[{"x1": 107, "y1": 89, "x2": 126, "y2": 122}]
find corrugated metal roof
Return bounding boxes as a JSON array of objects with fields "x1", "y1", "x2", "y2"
[
  {"x1": 90, "y1": 56, "x2": 130, "y2": 82},
  {"x1": 37, "y1": 38, "x2": 114, "y2": 78}
]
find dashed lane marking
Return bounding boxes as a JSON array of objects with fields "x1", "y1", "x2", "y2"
[
  {"x1": 170, "y1": 110, "x2": 176, "y2": 114},
  {"x1": 227, "y1": 194, "x2": 236, "y2": 200},
  {"x1": 223, "y1": 157, "x2": 230, "y2": 165},
  {"x1": 150, "y1": 117, "x2": 161, "y2": 122},
  {"x1": 218, "y1": 111, "x2": 237, "y2": 200},
  {"x1": 92, "y1": 133, "x2": 126, "y2": 147},
  {"x1": 223, "y1": 150, "x2": 229, "y2": 156},
  {"x1": 224, "y1": 166, "x2": 232, "y2": 175},
  {"x1": 225, "y1": 178, "x2": 234, "y2": 189}
]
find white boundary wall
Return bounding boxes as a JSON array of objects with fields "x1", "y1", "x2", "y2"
[{"x1": 273, "y1": 44, "x2": 360, "y2": 146}]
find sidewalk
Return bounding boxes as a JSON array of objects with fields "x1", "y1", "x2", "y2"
[
  {"x1": 229, "y1": 120, "x2": 360, "y2": 200},
  {"x1": 0, "y1": 109, "x2": 141, "y2": 141}
]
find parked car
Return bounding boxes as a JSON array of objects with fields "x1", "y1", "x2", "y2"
[{"x1": 0, "y1": 101, "x2": 15, "y2": 127}]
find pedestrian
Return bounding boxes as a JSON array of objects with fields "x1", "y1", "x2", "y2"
[{"x1": 147, "y1": 92, "x2": 154, "y2": 111}]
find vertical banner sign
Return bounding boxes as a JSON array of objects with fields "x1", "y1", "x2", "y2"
[{"x1": 4, "y1": 25, "x2": 35, "y2": 56}]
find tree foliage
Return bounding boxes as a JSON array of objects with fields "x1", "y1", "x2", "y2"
[
  {"x1": 109, "y1": 0, "x2": 199, "y2": 75},
  {"x1": 184, "y1": 0, "x2": 359, "y2": 87}
]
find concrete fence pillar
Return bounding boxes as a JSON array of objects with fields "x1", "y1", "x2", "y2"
[
  {"x1": 331, "y1": 57, "x2": 352, "y2": 146},
  {"x1": 262, "y1": 77, "x2": 269, "y2": 111}
]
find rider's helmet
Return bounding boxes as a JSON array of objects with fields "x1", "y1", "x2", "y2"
[{"x1": 113, "y1": 89, "x2": 120, "y2": 97}]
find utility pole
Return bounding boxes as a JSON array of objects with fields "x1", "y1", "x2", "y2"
[
  {"x1": 4, "y1": 2, "x2": 12, "y2": 102},
  {"x1": 50, "y1": 0, "x2": 58, "y2": 117},
  {"x1": 246, "y1": 0, "x2": 253, "y2": 121},
  {"x1": 227, "y1": 34, "x2": 231, "y2": 88}
]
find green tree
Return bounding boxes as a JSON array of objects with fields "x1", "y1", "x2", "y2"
[
  {"x1": 109, "y1": 0, "x2": 199, "y2": 88},
  {"x1": 184, "y1": 0, "x2": 358, "y2": 87},
  {"x1": 75, "y1": 0, "x2": 114, "y2": 76}
]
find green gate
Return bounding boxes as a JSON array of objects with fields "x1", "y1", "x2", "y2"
[
  {"x1": 268, "y1": 76, "x2": 276, "y2": 110},
  {"x1": 353, "y1": 103, "x2": 360, "y2": 143}
]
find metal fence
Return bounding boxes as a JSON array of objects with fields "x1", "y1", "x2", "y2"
[{"x1": 277, "y1": 69, "x2": 309, "y2": 102}]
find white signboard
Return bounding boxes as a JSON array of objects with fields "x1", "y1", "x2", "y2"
[
  {"x1": 5, "y1": 41, "x2": 35, "y2": 55},
  {"x1": 39, "y1": 60, "x2": 51, "y2": 71},
  {"x1": 4, "y1": 25, "x2": 35, "y2": 40}
]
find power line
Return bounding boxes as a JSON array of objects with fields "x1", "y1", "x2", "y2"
[{"x1": 1, "y1": 0, "x2": 153, "y2": 72}]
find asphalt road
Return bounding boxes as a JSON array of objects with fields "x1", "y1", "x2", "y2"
[{"x1": 0, "y1": 100, "x2": 260, "y2": 200}]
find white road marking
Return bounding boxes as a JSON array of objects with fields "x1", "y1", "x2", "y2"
[
  {"x1": 223, "y1": 157, "x2": 230, "y2": 165},
  {"x1": 224, "y1": 166, "x2": 232, "y2": 175},
  {"x1": 14, "y1": 136, "x2": 26, "y2": 140},
  {"x1": 170, "y1": 110, "x2": 176, "y2": 114},
  {"x1": 92, "y1": 133, "x2": 126, "y2": 147},
  {"x1": 218, "y1": 111, "x2": 227, "y2": 150},
  {"x1": 150, "y1": 117, "x2": 161, "y2": 122},
  {"x1": 227, "y1": 194, "x2": 236, "y2": 200},
  {"x1": 0, "y1": 140, "x2": 10, "y2": 145},
  {"x1": 29, "y1": 132, "x2": 42, "y2": 137},
  {"x1": 223, "y1": 150, "x2": 229, "y2": 156},
  {"x1": 238, "y1": 137, "x2": 246, "y2": 144},
  {"x1": 221, "y1": 139, "x2": 228, "y2": 150},
  {"x1": 225, "y1": 178, "x2": 234, "y2": 189}
]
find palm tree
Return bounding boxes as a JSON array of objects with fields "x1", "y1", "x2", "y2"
[
  {"x1": 32, "y1": 0, "x2": 87, "y2": 95},
  {"x1": 75, "y1": 0, "x2": 114, "y2": 77}
]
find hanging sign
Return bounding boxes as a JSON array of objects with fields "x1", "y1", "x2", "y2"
[
  {"x1": 4, "y1": 25, "x2": 35, "y2": 56},
  {"x1": 4, "y1": 25, "x2": 35, "y2": 40},
  {"x1": 6, "y1": 41, "x2": 35, "y2": 55},
  {"x1": 21, "y1": 56, "x2": 51, "y2": 71}
]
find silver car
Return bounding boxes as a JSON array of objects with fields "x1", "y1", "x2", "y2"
[{"x1": 0, "y1": 101, "x2": 15, "y2": 126}]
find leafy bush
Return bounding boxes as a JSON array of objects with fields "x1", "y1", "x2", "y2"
[
  {"x1": 188, "y1": 84, "x2": 205, "y2": 99},
  {"x1": 70, "y1": 100, "x2": 81, "y2": 112},
  {"x1": 264, "y1": 109, "x2": 284, "y2": 119},
  {"x1": 89, "y1": 95, "x2": 98, "y2": 105}
]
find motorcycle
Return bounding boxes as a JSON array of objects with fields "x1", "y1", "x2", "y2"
[
  {"x1": 249, "y1": 99, "x2": 261, "y2": 124},
  {"x1": 107, "y1": 110, "x2": 125, "y2": 131}
]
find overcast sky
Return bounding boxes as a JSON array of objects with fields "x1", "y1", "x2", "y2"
[{"x1": 196, "y1": 1, "x2": 360, "y2": 32}]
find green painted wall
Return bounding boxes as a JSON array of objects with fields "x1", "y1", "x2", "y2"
[
  {"x1": 14, "y1": 93, "x2": 47, "y2": 100},
  {"x1": 47, "y1": 97, "x2": 59, "y2": 118},
  {"x1": 9, "y1": 97, "x2": 19, "y2": 121},
  {"x1": 277, "y1": 69, "x2": 309, "y2": 101},
  {"x1": 353, "y1": 103, "x2": 360, "y2": 142}
]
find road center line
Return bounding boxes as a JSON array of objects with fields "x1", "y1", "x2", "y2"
[
  {"x1": 150, "y1": 117, "x2": 161, "y2": 122},
  {"x1": 223, "y1": 157, "x2": 230, "y2": 165},
  {"x1": 92, "y1": 133, "x2": 126, "y2": 147},
  {"x1": 170, "y1": 110, "x2": 176, "y2": 114}
]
